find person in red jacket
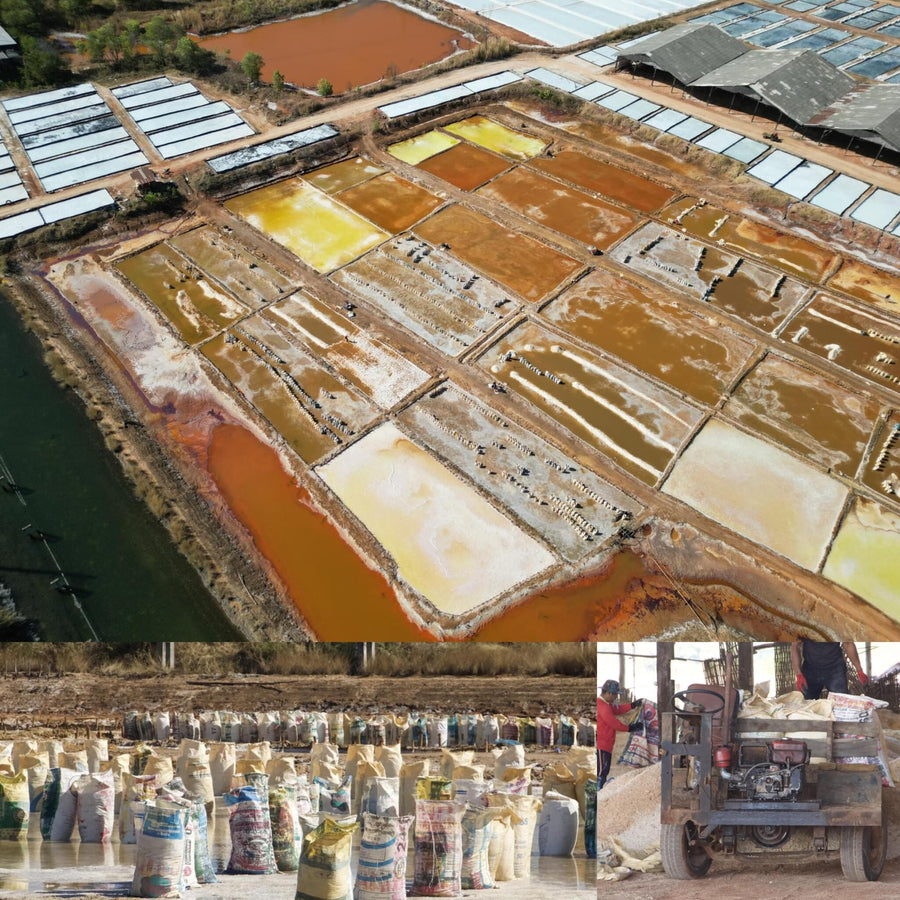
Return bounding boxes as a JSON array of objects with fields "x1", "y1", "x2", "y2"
[{"x1": 597, "y1": 679, "x2": 643, "y2": 789}]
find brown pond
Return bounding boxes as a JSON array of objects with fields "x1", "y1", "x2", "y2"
[
  {"x1": 829, "y1": 258, "x2": 900, "y2": 316},
  {"x1": 530, "y1": 149, "x2": 676, "y2": 214},
  {"x1": 477, "y1": 167, "x2": 640, "y2": 250},
  {"x1": 662, "y1": 197, "x2": 837, "y2": 282},
  {"x1": 417, "y1": 142, "x2": 511, "y2": 191},
  {"x1": 542, "y1": 268, "x2": 757, "y2": 406},
  {"x1": 786, "y1": 293, "x2": 900, "y2": 394},
  {"x1": 117, "y1": 244, "x2": 251, "y2": 345},
  {"x1": 725, "y1": 354, "x2": 879, "y2": 476},
  {"x1": 197, "y1": 0, "x2": 474, "y2": 92},
  {"x1": 207, "y1": 422, "x2": 434, "y2": 640},
  {"x1": 337, "y1": 172, "x2": 443, "y2": 233},
  {"x1": 416, "y1": 204, "x2": 582, "y2": 302}
]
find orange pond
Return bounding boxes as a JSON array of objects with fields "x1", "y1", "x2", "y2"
[
  {"x1": 197, "y1": 0, "x2": 474, "y2": 91},
  {"x1": 207, "y1": 423, "x2": 433, "y2": 640},
  {"x1": 474, "y1": 551, "x2": 653, "y2": 640},
  {"x1": 207, "y1": 422, "x2": 618, "y2": 640},
  {"x1": 416, "y1": 205, "x2": 581, "y2": 302},
  {"x1": 417, "y1": 142, "x2": 511, "y2": 191},
  {"x1": 477, "y1": 167, "x2": 640, "y2": 250},
  {"x1": 337, "y1": 173, "x2": 443, "y2": 233},
  {"x1": 530, "y1": 149, "x2": 676, "y2": 214},
  {"x1": 828, "y1": 259, "x2": 900, "y2": 316}
]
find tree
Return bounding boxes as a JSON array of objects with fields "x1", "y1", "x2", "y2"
[
  {"x1": 241, "y1": 50, "x2": 263, "y2": 84},
  {"x1": 144, "y1": 14, "x2": 178, "y2": 61},
  {"x1": 1, "y1": 0, "x2": 46, "y2": 38},
  {"x1": 316, "y1": 77, "x2": 332, "y2": 97},
  {"x1": 173, "y1": 35, "x2": 214, "y2": 75},
  {"x1": 62, "y1": 0, "x2": 93, "y2": 27},
  {"x1": 271, "y1": 69, "x2": 284, "y2": 93},
  {"x1": 19, "y1": 36, "x2": 68, "y2": 87}
]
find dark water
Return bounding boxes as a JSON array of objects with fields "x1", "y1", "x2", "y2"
[{"x1": 0, "y1": 289, "x2": 241, "y2": 640}]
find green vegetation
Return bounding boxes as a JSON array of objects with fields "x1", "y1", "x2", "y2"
[
  {"x1": 77, "y1": 16, "x2": 217, "y2": 76},
  {"x1": 240, "y1": 49, "x2": 263, "y2": 84},
  {"x1": 173, "y1": 0, "x2": 343, "y2": 36},
  {"x1": 19, "y1": 36, "x2": 67, "y2": 86},
  {"x1": 0, "y1": 641, "x2": 597, "y2": 677},
  {"x1": 316, "y1": 76, "x2": 332, "y2": 97},
  {"x1": 271, "y1": 69, "x2": 284, "y2": 92}
]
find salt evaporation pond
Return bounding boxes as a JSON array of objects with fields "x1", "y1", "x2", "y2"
[{"x1": 197, "y1": 0, "x2": 475, "y2": 92}]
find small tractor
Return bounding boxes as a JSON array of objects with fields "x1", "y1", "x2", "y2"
[{"x1": 660, "y1": 679, "x2": 886, "y2": 882}]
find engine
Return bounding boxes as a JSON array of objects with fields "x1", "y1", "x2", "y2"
[{"x1": 716, "y1": 739, "x2": 809, "y2": 802}]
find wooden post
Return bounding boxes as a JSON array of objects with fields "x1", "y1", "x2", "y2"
[
  {"x1": 155, "y1": 643, "x2": 175, "y2": 669},
  {"x1": 657, "y1": 642, "x2": 675, "y2": 715},
  {"x1": 737, "y1": 643, "x2": 753, "y2": 692}
]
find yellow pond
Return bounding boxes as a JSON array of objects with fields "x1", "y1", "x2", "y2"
[
  {"x1": 663, "y1": 418, "x2": 848, "y2": 571},
  {"x1": 389, "y1": 131, "x2": 459, "y2": 165},
  {"x1": 823, "y1": 498, "x2": 900, "y2": 623},
  {"x1": 316, "y1": 422, "x2": 556, "y2": 615},
  {"x1": 226, "y1": 178, "x2": 388, "y2": 273},
  {"x1": 444, "y1": 116, "x2": 546, "y2": 160}
]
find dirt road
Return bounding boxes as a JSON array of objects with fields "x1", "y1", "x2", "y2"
[{"x1": 598, "y1": 858, "x2": 900, "y2": 897}]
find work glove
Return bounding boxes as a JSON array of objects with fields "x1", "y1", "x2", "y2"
[
  {"x1": 796, "y1": 673, "x2": 808, "y2": 692},
  {"x1": 859, "y1": 672, "x2": 870, "y2": 688},
  {"x1": 632, "y1": 699, "x2": 643, "y2": 710},
  {"x1": 628, "y1": 720, "x2": 642, "y2": 732}
]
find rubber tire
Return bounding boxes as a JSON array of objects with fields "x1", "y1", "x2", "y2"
[
  {"x1": 840, "y1": 809, "x2": 886, "y2": 882},
  {"x1": 660, "y1": 821, "x2": 712, "y2": 880}
]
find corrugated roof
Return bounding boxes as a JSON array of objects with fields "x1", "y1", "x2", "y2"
[
  {"x1": 693, "y1": 49, "x2": 805, "y2": 87},
  {"x1": 753, "y1": 52, "x2": 855, "y2": 124},
  {"x1": 618, "y1": 24, "x2": 748, "y2": 86},
  {"x1": 814, "y1": 84, "x2": 900, "y2": 131}
]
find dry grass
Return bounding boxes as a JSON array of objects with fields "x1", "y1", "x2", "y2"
[{"x1": 0, "y1": 642, "x2": 596, "y2": 678}]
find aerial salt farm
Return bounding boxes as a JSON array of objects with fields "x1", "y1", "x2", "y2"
[{"x1": 34, "y1": 89, "x2": 900, "y2": 640}]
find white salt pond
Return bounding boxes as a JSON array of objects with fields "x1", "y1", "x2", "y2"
[
  {"x1": 316, "y1": 422, "x2": 556, "y2": 614},
  {"x1": 663, "y1": 419, "x2": 848, "y2": 570}
]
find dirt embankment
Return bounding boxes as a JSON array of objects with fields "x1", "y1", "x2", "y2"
[{"x1": 0, "y1": 672, "x2": 596, "y2": 730}]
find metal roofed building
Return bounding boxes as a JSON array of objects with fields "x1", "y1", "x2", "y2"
[
  {"x1": 812, "y1": 84, "x2": 900, "y2": 151},
  {"x1": 0, "y1": 24, "x2": 19, "y2": 61},
  {"x1": 616, "y1": 23, "x2": 748, "y2": 86},
  {"x1": 693, "y1": 48, "x2": 855, "y2": 124}
]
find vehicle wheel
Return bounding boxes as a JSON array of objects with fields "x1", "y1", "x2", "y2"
[
  {"x1": 660, "y1": 821, "x2": 712, "y2": 879},
  {"x1": 840, "y1": 807, "x2": 886, "y2": 882}
]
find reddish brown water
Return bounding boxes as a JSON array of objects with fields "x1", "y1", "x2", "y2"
[
  {"x1": 197, "y1": 1, "x2": 474, "y2": 92},
  {"x1": 477, "y1": 167, "x2": 639, "y2": 250},
  {"x1": 416, "y1": 204, "x2": 581, "y2": 302},
  {"x1": 662, "y1": 197, "x2": 836, "y2": 282},
  {"x1": 726, "y1": 354, "x2": 878, "y2": 475},
  {"x1": 542, "y1": 268, "x2": 756, "y2": 406},
  {"x1": 337, "y1": 173, "x2": 443, "y2": 233},
  {"x1": 207, "y1": 423, "x2": 434, "y2": 639},
  {"x1": 417, "y1": 142, "x2": 511, "y2": 191},
  {"x1": 530, "y1": 150, "x2": 675, "y2": 214},
  {"x1": 829, "y1": 259, "x2": 900, "y2": 315},
  {"x1": 473, "y1": 551, "x2": 653, "y2": 640}
]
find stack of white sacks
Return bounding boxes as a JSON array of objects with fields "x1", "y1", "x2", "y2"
[
  {"x1": 0, "y1": 734, "x2": 596, "y2": 898},
  {"x1": 123, "y1": 709, "x2": 597, "y2": 751}
]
